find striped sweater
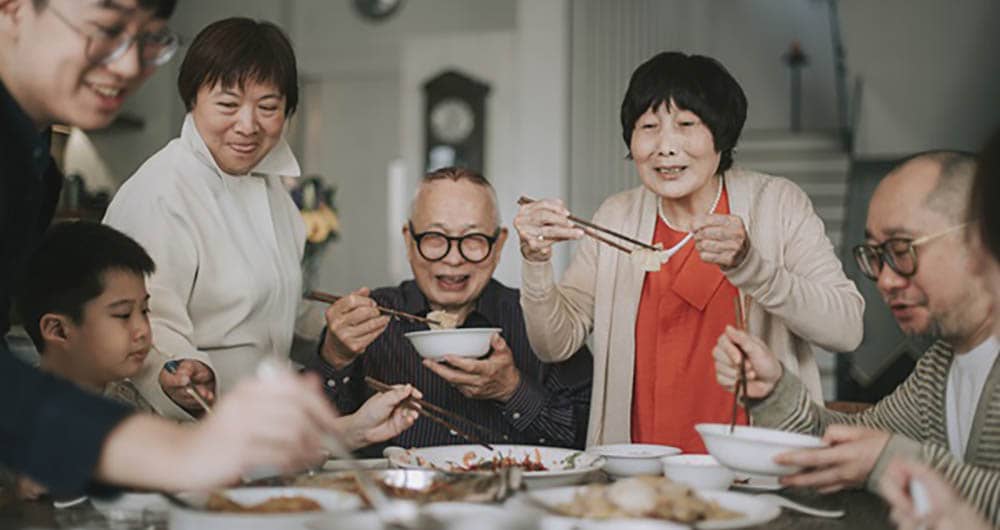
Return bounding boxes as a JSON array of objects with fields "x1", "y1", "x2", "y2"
[{"x1": 753, "y1": 340, "x2": 1000, "y2": 524}]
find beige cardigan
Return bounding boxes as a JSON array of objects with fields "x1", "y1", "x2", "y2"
[{"x1": 520, "y1": 168, "x2": 865, "y2": 446}]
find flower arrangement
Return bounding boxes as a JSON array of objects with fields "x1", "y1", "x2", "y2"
[{"x1": 285, "y1": 175, "x2": 341, "y2": 259}]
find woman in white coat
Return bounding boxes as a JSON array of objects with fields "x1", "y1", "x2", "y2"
[{"x1": 105, "y1": 18, "x2": 415, "y2": 447}]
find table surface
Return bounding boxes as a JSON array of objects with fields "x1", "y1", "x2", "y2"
[{"x1": 0, "y1": 486, "x2": 892, "y2": 530}]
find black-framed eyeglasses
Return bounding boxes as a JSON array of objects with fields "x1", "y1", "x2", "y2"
[
  {"x1": 47, "y1": 2, "x2": 180, "y2": 69},
  {"x1": 408, "y1": 221, "x2": 500, "y2": 263},
  {"x1": 853, "y1": 224, "x2": 966, "y2": 281}
]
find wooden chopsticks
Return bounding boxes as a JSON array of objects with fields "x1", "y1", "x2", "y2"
[
  {"x1": 518, "y1": 196, "x2": 659, "y2": 253},
  {"x1": 304, "y1": 290, "x2": 441, "y2": 327},
  {"x1": 729, "y1": 295, "x2": 750, "y2": 434},
  {"x1": 365, "y1": 376, "x2": 502, "y2": 451}
]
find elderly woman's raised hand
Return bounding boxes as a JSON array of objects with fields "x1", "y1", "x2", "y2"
[
  {"x1": 321, "y1": 287, "x2": 391, "y2": 369},
  {"x1": 514, "y1": 198, "x2": 584, "y2": 262},
  {"x1": 691, "y1": 213, "x2": 750, "y2": 269}
]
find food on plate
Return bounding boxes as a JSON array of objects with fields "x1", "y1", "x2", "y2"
[
  {"x1": 204, "y1": 492, "x2": 322, "y2": 513},
  {"x1": 555, "y1": 476, "x2": 740, "y2": 523},
  {"x1": 427, "y1": 310, "x2": 460, "y2": 330},
  {"x1": 448, "y1": 449, "x2": 549, "y2": 472},
  {"x1": 294, "y1": 471, "x2": 507, "y2": 505},
  {"x1": 629, "y1": 243, "x2": 669, "y2": 271}
]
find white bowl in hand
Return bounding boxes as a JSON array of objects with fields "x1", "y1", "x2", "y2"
[
  {"x1": 696, "y1": 423, "x2": 826, "y2": 476},
  {"x1": 404, "y1": 328, "x2": 501, "y2": 360},
  {"x1": 662, "y1": 454, "x2": 735, "y2": 490},
  {"x1": 587, "y1": 443, "x2": 681, "y2": 477}
]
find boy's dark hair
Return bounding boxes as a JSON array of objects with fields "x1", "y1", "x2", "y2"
[
  {"x1": 18, "y1": 221, "x2": 155, "y2": 351},
  {"x1": 971, "y1": 128, "x2": 1000, "y2": 261},
  {"x1": 32, "y1": 0, "x2": 178, "y2": 19},
  {"x1": 620, "y1": 51, "x2": 748, "y2": 175},
  {"x1": 178, "y1": 17, "x2": 299, "y2": 116}
]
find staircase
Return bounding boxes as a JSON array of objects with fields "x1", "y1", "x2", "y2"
[{"x1": 736, "y1": 129, "x2": 852, "y2": 399}]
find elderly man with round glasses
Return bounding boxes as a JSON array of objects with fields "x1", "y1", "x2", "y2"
[
  {"x1": 311, "y1": 167, "x2": 594, "y2": 453},
  {"x1": 713, "y1": 151, "x2": 1000, "y2": 524}
]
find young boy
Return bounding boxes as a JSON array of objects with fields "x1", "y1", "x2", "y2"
[
  {"x1": 9, "y1": 221, "x2": 156, "y2": 499},
  {"x1": 18, "y1": 221, "x2": 156, "y2": 412}
]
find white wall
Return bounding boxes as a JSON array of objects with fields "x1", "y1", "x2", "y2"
[{"x1": 841, "y1": 0, "x2": 1000, "y2": 157}]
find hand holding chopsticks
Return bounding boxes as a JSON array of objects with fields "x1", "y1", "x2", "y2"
[
  {"x1": 366, "y1": 376, "x2": 502, "y2": 451},
  {"x1": 515, "y1": 196, "x2": 660, "y2": 259},
  {"x1": 152, "y1": 346, "x2": 215, "y2": 416},
  {"x1": 305, "y1": 290, "x2": 441, "y2": 327}
]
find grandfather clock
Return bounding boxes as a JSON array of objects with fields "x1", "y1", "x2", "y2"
[{"x1": 423, "y1": 70, "x2": 490, "y2": 173}]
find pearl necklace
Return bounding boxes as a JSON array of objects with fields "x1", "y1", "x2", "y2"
[{"x1": 657, "y1": 175, "x2": 724, "y2": 232}]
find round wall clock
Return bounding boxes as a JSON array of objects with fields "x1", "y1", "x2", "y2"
[
  {"x1": 430, "y1": 98, "x2": 475, "y2": 144},
  {"x1": 352, "y1": 0, "x2": 404, "y2": 22}
]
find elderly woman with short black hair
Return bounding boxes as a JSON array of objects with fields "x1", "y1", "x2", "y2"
[
  {"x1": 515, "y1": 51, "x2": 864, "y2": 451},
  {"x1": 104, "y1": 18, "x2": 417, "y2": 448}
]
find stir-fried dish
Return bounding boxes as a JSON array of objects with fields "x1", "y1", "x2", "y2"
[
  {"x1": 204, "y1": 493, "x2": 322, "y2": 514},
  {"x1": 446, "y1": 449, "x2": 549, "y2": 472},
  {"x1": 555, "y1": 476, "x2": 741, "y2": 524}
]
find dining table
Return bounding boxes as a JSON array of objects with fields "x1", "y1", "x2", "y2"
[{"x1": 0, "y1": 482, "x2": 894, "y2": 530}]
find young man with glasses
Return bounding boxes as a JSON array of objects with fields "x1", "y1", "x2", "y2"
[
  {"x1": 314, "y1": 166, "x2": 593, "y2": 453},
  {"x1": 713, "y1": 152, "x2": 1000, "y2": 523},
  {"x1": 2, "y1": 0, "x2": 346, "y2": 498}
]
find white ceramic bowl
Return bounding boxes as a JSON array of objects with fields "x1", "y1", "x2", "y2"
[
  {"x1": 588, "y1": 444, "x2": 681, "y2": 477},
  {"x1": 385, "y1": 444, "x2": 604, "y2": 490},
  {"x1": 404, "y1": 328, "x2": 502, "y2": 360},
  {"x1": 662, "y1": 454, "x2": 735, "y2": 490},
  {"x1": 695, "y1": 423, "x2": 825, "y2": 476},
  {"x1": 90, "y1": 492, "x2": 169, "y2": 518},
  {"x1": 170, "y1": 487, "x2": 361, "y2": 530}
]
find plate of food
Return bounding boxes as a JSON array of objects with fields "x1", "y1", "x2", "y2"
[
  {"x1": 518, "y1": 476, "x2": 780, "y2": 529},
  {"x1": 292, "y1": 468, "x2": 518, "y2": 504},
  {"x1": 385, "y1": 444, "x2": 604, "y2": 490},
  {"x1": 169, "y1": 487, "x2": 362, "y2": 530}
]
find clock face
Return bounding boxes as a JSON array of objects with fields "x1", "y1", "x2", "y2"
[
  {"x1": 353, "y1": 0, "x2": 404, "y2": 21},
  {"x1": 430, "y1": 98, "x2": 475, "y2": 144}
]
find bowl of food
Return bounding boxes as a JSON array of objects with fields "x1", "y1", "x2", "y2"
[
  {"x1": 587, "y1": 444, "x2": 681, "y2": 477},
  {"x1": 404, "y1": 328, "x2": 501, "y2": 360},
  {"x1": 385, "y1": 445, "x2": 604, "y2": 490},
  {"x1": 169, "y1": 487, "x2": 361, "y2": 530},
  {"x1": 661, "y1": 454, "x2": 735, "y2": 491},
  {"x1": 695, "y1": 423, "x2": 825, "y2": 476}
]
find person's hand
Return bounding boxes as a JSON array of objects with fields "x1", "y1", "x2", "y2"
[
  {"x1": 423, "y1": 334, "x2": 522, "y2": 402},
  {"x1": 713, "y1": 326, "x2": 783, "y2": 399},
  {"x1": 338, "y1": 385, "x2": 422, "y2": 449},
  {"x1": 158, "y1": 359, "x2": 216, "y2": 414},
  {"x1": 775, "y1": 425, "x2": 890, "y2": 493},
  {"x1": 178, "y1": 370, "x2": 342, "y2": 485},
  {"x1": 15, "y1": 475, "x2": 47, "y2": 501},
  {"x1": 513, "y1": 198, "x2": 583, "y2": 262},
  {"x1": 881, "y1": 458, "x2": 990, "y2": 530},
  {"x1": 320, "y1": 287, "x2": 390, "y2": 369},
  {"x1": 691, "y1": 214, "x2": 749, "y2": 269}
]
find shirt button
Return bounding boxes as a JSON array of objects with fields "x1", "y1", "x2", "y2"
[
  {"x1": 449, "y1": 430, "x2": 458, "y2": 436},
  {"x1": 326, "y1": 379, "x2": 336, "y2": 388},
  {"x1": 342, "y1": 376, "x2": 351, "y2": 384},
  {"x1": 539, "y1": 438, "x2": 546, "y2": 444},
  {"x1": 512, "y1": 412, "x2": 521, "y2": 420}
]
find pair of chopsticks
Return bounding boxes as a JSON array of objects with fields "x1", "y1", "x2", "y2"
[
  {"x1": 729, "y1": 295, "x2": 751, "y2": 434},
  {"x1": 365, "y1": 376, "x2": 502, "y2": 451},
  {"x1": 152, "y1": 346, "x2": 214, "y2": 416},
  {"x1": 518, "y1": 196, "x2": 659, "y2": 255},
  {"x1": 304, "y1": 290, "x2": 441, "y2": 327}
]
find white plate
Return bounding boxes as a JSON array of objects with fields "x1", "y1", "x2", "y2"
[
  {"x1": 309, "y1": 502, "x2": 520, "y2": 530},
  {"x1": 90, "y1": 492, "x2": 168, "y2": 516},
  {"x1": 385, "y1": 444, "x2": 604, "y2": 490},
  {"x1": 170, "y1": 487, "x2": 361, "y2": 530},
  {"x1": 519, "y1": 486, "x2": 780, "y2": 529}
]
